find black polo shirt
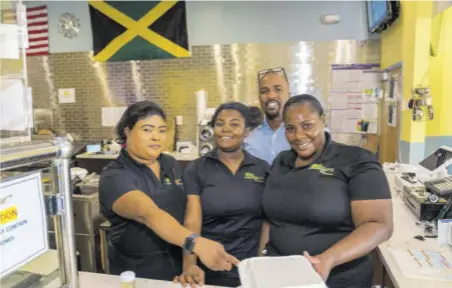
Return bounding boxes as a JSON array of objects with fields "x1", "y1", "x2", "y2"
[
  {"x1": 263, "y1": 133, "x2": 391, "y2": 284},
  {"x1": 183, "y1": 149, "x2": 270, "y2": 262},
  {"x1": 99, "y1": 149, "x2": 186, "y2": 256}
]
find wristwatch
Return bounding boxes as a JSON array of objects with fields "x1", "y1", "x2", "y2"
[{"x1": 183, "y1": 233, "x2": 199, "y2": 254}]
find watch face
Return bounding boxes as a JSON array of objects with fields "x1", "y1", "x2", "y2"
[{"x1": 184, "y1": 237, "x2": 194, "y2": 252}]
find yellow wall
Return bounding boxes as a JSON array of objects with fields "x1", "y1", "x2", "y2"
[
  {"x1": 426, "y1": 7, "x2": 452, "y2": 136},
  {"x1": 380, "y1": 1, "x2": 433, "y2": 143},
  {"x1": 380, "y1": 13, "x2": 403, "y2": 69}
]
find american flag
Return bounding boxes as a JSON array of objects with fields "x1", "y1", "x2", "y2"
[{"x1": 2, "y1": 5, "x2": 49, "y2": 57}]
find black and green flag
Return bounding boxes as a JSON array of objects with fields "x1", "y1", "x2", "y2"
[{"x1": 88, "y1": 0, "x2": 190, "y2": 62}]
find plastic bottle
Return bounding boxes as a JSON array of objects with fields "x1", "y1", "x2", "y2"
[{"x1": 120, "y1": 271, "x2": 136, "y2": 288}]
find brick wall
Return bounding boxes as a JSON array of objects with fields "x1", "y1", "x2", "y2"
[{"x1": 27, "y1": 40, "x2": 381, "y2": 145}]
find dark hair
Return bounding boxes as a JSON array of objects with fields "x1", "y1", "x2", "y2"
[
  {"x1": 249, "y1": 106, "x2": 263, "y2": 129},
  {"x1": 282, "y1": 94, "x2": 324, "y2": 120},
  {"x1": 210, "y1": 102, "x2": 252, "y2": 128},
  {"x1": 115, "y1": 100, "x2": 166, "y2": 144}
]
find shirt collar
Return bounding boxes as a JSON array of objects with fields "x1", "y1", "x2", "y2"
[
  {"x1": 206, "y1": 148, "x2": 258, "y2": 166},
  {"x1": 260, "y1": 119, "x2": 285, "y2": 131},
  {"x1": 281, "y1": 132, "x2": 338, "y2": 168},
  {"x1": 120, "y1": 148, "x2": 172, "y2": 174}
]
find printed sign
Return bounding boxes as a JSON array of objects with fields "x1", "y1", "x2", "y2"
[{"x1": 0, "y1": 172, "x2": 48, "y2": 277}]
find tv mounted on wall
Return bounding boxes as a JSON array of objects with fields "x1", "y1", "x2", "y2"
[{"x1": 367, "y1": 0, "x2": 400, "y2": 34}]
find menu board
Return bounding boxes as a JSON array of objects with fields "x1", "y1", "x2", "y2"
[
  {"x1": 329, "y1": 64, "x2": 381, "y2": 134},
  {"x1": 0, "y1": 172, "x2": 48, "y2": 277}
]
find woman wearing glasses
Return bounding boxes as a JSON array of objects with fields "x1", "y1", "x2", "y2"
[
  {"x1": 175, "y1": 102, "x2": 270, "y2": 287},
  {"x1": 263, "y1": 94, "x2": 393, "y2": 288}
]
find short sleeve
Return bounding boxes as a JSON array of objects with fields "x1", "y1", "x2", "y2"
[
  {"x1": 182, "y1": 161, "x2": 202, "y2": 196},
  {"x1": 99, "y1": 168, "x2": 138, "y2": 210},
  {"x1": 347, "y1": 151, "x2": 391, "y2": 201}
]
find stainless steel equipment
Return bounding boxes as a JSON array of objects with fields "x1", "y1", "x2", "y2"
[
  {"x1": 47, "y1": 192, "x2": 104, "y2": 273},
  {"x1": 0, "y1": 138, "x2": 78, "y2": 288}
]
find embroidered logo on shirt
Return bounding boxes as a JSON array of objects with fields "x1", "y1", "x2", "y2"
[
  {"x1": 164, "y1": 177, "x2": 183, "y2": 186},
  {"x1": 244, "y1": 172, "x2": 264, "y2": 183},
  {"x1": 309, "y1": 164, "x2": 335, "y2": 176}
]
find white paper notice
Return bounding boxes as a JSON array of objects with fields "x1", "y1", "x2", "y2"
[
  {"x1": 58, "y1": 88, "x2": 76, "y2": 104},
  {"x1": 362, "y1": 72, "x2": 380, "y2": 90},
  {"x1": 330, "y1": 94, "x2": 348, "y2": 110},
  {"x1": 102, "y1": 107, "x2": 127, "y2": 127},
  {"x1": 0, "y1": 172, "x2": 49, "y2": 278},
  {"x1": 368, "y1": 121, "x2": 378, "y2": 134},
  {"x1": 346, "y1": 109, "x2": 361, "y2": 119},
  {"x1": 331, "y1": 70, "x2": 363, "y2": 93},
  {"x1": 0, "y1": 24, "x2": 20, "y2": 59},
  {"x1": 361, "y1": 103, "x2": 379, "y2": 119},
  {"x1": 330, "y1": 110, "x2": 348, "y2": 133},
  {"x1": 0, "y1": 79, "x2": 28, "y2": 131}
]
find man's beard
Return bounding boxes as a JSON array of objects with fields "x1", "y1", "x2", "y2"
[{"x1": 265, "y1": 110, "x2": 280, "y2": 120}]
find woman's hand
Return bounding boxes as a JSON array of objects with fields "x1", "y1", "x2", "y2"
[
  {"x1": 194, "y1": 237, "x2": 240, "y2": 271},
  {"x1": 303, "y1": 251, "x2": 334, "y2": 281},
  {"x1": 173, "y1": 265, "x2": 205, "y2": 287}
]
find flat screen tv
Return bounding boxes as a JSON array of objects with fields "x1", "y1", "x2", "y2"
[{"x1": 367, "y1": 0, "x2": 399, "y2": 34}]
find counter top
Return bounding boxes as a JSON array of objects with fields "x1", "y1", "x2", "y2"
[
  {"x1": 377, "y1": 170, "x2": 452, "y2": 287},
  {"x1": 76, "y1": 151, "x2": 199, "y2": 161},
  {"x1": 44, "y1": 272, "x2": 223, "y2": 288}
]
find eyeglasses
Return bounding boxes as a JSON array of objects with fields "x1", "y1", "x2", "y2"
[{"x1": 257, "y1": 67, "x2": 288, "y2": 82}]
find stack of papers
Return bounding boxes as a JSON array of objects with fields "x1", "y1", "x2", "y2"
[{"x1": 388, "y1": 247, "x2": 452, "y2": 282}]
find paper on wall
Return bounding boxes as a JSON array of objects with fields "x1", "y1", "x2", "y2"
[
  {"x1": 346, "y1": 109, "x2": 361, "y2": 119},
  {"x1": 0, "y1": 79, "x2": 28, "y2": 131},
  {"x1": 361, "y1": 103, "x2": 379, "y2": 119},
  {"x1": 0, "y1": 24, "x2": 20, "y2": 59},
  {"x1": 331, "y1": 70, "x2": 363, "y2": 93},
  {"x1": 101, "y1": 107, "x2": 127, "y2": 127},
  {"x1": 362, "y1": 71, "x2": 380, "y2": 90},
  {"x1": 330, "y1": 94, "x2": 348, "y2": 110},
  {"x1": 368, "y1": 121, "x2": 378, "y2": 134},
  {"x1": 329, "y1": 110, "x2": 348, "y2": 133},
  {"x1": 58, "y1": 88, "x2": 76, "y2": 104}
]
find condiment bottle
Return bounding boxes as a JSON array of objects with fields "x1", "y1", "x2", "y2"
[{"x1": 120, "y1": 271, "x2": 136, "y2": 288}]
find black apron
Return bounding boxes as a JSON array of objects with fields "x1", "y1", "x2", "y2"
[{"x1": 109, "y1": 158, "x2": 186, "y2": 281}]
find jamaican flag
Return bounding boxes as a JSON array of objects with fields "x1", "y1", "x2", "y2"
[{"x1": 88, "y1": 1, "x2": 190, "y2": 62}]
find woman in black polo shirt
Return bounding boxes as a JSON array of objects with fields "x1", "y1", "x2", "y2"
[
  {"x1": 175, "y1": 102, "x2": 270, "y2": 287},
  {"x1": 99, "y1": 101, "x2": 238, "y2": 281},
  {"x1": 263, "y1": 94, "x2": 393, "y2": 288}
]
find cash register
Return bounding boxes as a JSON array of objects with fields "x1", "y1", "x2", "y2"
[{"x1": 394, "y1": 146, "x2": 452, "y2": 221}]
